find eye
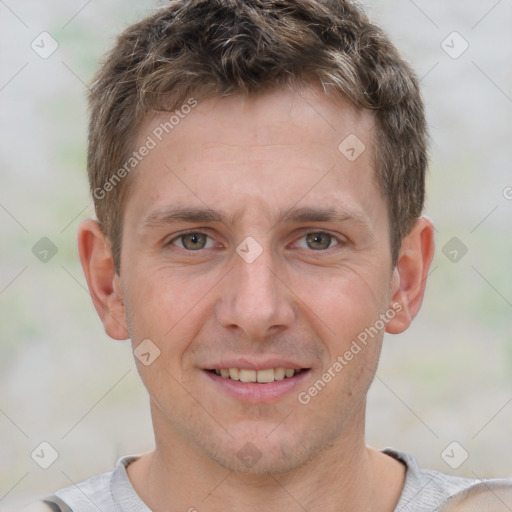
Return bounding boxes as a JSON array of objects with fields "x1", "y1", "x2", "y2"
[
  {"x1": 295, "y1": 232, "x2": 340, "y2": 251},
  {"x1": 169, "y1": 231, "x2": 216, "y2": 251}
]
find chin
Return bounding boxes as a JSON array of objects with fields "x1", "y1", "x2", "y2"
[
  {"x1": 202, "y1": 426, "x2": 327, "y2": 475},
  {"x1": 210, "y1": 446, "x2": 310, "y2": 475}
]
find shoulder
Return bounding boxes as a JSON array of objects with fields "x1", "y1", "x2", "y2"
[
  {"x1": 383, "y1": 448, "x2": 478, "y2": 511},
  {"x1": 22, "y1": 455, "x2": 141, "y2": 512},
  {"x1": 52, "y1": 470, "x2": 113, "y2": 511},
  {"x1": 19, "y1": 496, "x2": 73, "y2": 512},
  {"x1": 439, "y1": 478, "x2": 512, "y2": 510}
]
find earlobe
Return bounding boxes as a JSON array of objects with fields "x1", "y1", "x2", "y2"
[
  {"x1": 385, "y1": 217, "x2": 435, "y2": 335},
  {"x1": 77, "y1": 219, "x2": 129, "y2": 340}
]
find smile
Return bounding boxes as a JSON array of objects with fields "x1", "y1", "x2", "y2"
[
  {"x1": 204, "y1": 366, "x2": 310, "y2": 402},
  {"x1": 208, "y1": 368, "x2": 305, "y2": 383}
]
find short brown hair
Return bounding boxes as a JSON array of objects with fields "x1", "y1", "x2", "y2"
[{"x1": 88, "y1": 0, "x2": 427, "y2": 273}]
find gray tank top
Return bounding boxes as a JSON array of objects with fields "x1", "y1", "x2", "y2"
[{"x1": 38, "y1": 449, "x2": 479, "y2": 511}]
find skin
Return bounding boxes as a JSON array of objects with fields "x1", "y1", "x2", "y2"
[{"x1": 78, "y1": 85, "x2": 435, "y2": 512}]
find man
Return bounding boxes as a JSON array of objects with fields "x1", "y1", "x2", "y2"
[{"x1": 23, "y1": 0, "x2": 509, "y2": 510}]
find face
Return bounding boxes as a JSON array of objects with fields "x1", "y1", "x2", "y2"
[{"x1": 116, "y1": 85, "x2": 399, "y2": 473}]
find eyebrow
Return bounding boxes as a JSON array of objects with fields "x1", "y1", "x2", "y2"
[{"x1": 140, "y1": 205, "x2": 371, "y2": 231}]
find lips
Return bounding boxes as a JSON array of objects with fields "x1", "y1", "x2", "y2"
[
  {"x1": 208, "y1": 367, "x2": 304, "y2": 383},
  {"x1": 204, "y1": 364, "x2": 310, "y2": 402}
]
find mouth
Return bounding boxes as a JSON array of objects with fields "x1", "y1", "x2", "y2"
[
  {"x1": 206, "y1": 367, "x2": 307, "y2": 383},
  {"x1": 203, "y1": 360, "x2": 312, "y2": 402}
]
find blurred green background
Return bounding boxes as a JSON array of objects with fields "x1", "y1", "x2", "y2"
[{"x1": 1, "y1": 0, "x2": 511, "y2": 509}]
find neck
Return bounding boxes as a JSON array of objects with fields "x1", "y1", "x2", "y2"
[{"x1": 127, "y1": 404, "x2": 405, "y2": 512}]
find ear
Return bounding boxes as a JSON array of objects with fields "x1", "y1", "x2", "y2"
[
  {"x1": 77, "y1": 219, "x2": 129, "y2": 340},
  {"x1": 385, "y1": 216, "x2": 435, "y2": 335}
]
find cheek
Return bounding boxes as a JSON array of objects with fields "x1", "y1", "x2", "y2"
[
  {"x1": 292, "y1": 264, "x2": 390, "y2": 345},
  {"x1": 125, "y1": 264, "x2": 214, "y2": 335},
  {"x1": 124, "y1": 265, "x2": 225, "y2": 383}
]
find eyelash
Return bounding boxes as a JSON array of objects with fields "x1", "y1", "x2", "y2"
[{"x1": 167, "y1": 230, "x2": 343, "y2": 252}]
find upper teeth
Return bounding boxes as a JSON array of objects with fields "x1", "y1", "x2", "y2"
[{"x1": 214, "y1": 368, "x2": 299, "y2": 383}]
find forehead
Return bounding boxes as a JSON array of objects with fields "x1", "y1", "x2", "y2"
[
  {"x1": 124, "y1": 85, "x2": 383, "y2": 230},
  {"x1": 139, "y1": 85, "x2": 375, "y2": 157}
]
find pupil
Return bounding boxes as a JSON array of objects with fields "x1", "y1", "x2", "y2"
[
  {"x1": 185, "y1": 233, "x2": 204, "y2": 249},
  {"x1": 307, "y1": 233, "x2": 330, "y2": 250}
]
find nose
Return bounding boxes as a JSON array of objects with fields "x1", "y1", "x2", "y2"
[{"x1": 215, "y1": 242, "x2": 295, "y2": 340}]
